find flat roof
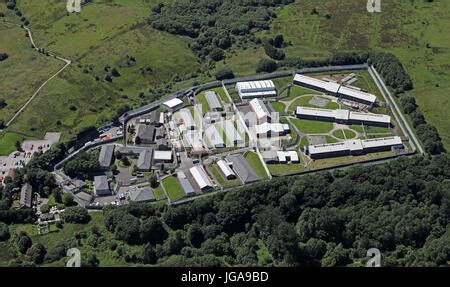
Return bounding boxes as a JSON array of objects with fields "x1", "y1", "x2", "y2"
[
  {"x1": 236, "y1": 80, "x2": 275, "y2": 92},
  {"x1": 224, "y1": 120, "x2": 243, "y2": 144},
  {"x1": 185, "y1": 130, "x2": 204, "y2": 150},
  {"x1": 189, "y1": 165, "x2": 213, "y2": 190},
  {"x1": 255, "y1": 122, "x2": 287, "y2": 134},
  {"x1": 94, "y1": 175, "x2": 109, "y2": 191},
  {"x1": 163, "y1": 98, "x2": 183, "y2": 108},
  {"x1": 337, "y1": 86, "x2": 377, "y2": 104},
  {"x1": 177, "y1": 171, "x2": 196, "y2": 195},
  {"x1": 309, "y1": 136, "x2": 402, "y2": 155},
  {"x1": 180, "y1": 108, "x2": 196, "y2": 129},
  {"x1": 349, "y1": 111, "x2": 391, "y2": 124},
  {"x1": 296, "y1": 107, "x2": 391, "y2": 124},
  {"x1": 277, "y1": 151, "x2": 299, "y2": 162},
  {"x1": 153, "y1": 150, "x2": 172, "y2": 160},
  {"x1": 204, "y1": 125, "x2": 224, "y2": 147}
]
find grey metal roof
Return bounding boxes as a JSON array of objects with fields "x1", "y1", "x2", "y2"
[
  {"x1": 226, "y1": 154, "x2": 260, "y2": 184},
  {"x1": 99, "y1": 144, "x2": 115, "y2": 167},
  {"x1": 261, "y1": 150, "x2": 278, "y2": 162},
  {"x1": 20, "y1": 183, "x2": 33, "y2": 208},
  {"x1": 75, "y1": 191, "x2": 93, "y2": 203},
  {"x1": 129, "y1": 187, "x2": 155, "y2": 202},
  {"x1": 177, "y1": 171, "x2": 196, "y2": 196},
  {"x1": 149, "y1": 111, "x2": 160, "y2": 124},
  {"x1": 94, "y1": 175, "x2": 110, "y2": 191},
  {"x1": 205, "y1": 91, "x2": 222, "y2": 111},
  {"x1": 137, "y1": 124, "x2": 156, "y2": 141},
  {"x1": 136, "y1": 148, "x2": 153, "y2": 170},
  {"x1": 155, "y1": 127, "x2": 166, "y2": 139}
]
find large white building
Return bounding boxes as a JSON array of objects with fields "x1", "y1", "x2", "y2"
[
  {"x1": 236, "y1": 80, "x2": 277, "y2": 100},
  {"x1": 296, "y1": 107, "x2": 391, "y2": 126},
  {"x1": 307, "y1": 136, "x2": 403, "y2": 159},
  {"x1": 163, "y1": 98, "x2": 183, "y2": 111},
  {"x1": 205, "y1": 91, "x2": 222, "y2": 112},
  {"x1": 254, "y1": 122, "x2": 290, "y2": 138},
  {"x1": 224, "y1": 120, "x2": 244, "y2": 145},
  {"x1": 293, "y1": 74, "x2": 376, "y2": 105},
  {"x1": 184, "y1": 130, "x2": 204, "y2": 151},
  {"x1": 179, "y1": 108, "x2": 196, "y2": 130},
  {"x1": 249, "y1": 98, "x2": 271, "y2": 123},
  {"x1": 204, "y1": 125, "x2": 225, "y2": 148},
  {"x1": 217, "y1": 160, "x2": 236, "y2": 180},
  {"x1": 189, "y1": 165, "x2": 213, "y2": 192}
]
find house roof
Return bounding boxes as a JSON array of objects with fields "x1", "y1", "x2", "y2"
[
  {"x1": 76, "y1": 191, "x2": 93, "y2": 203},
  {"x1": 177, "y1": 171, "x2": 196, "y2": 196},
  {"x1": 94, "y1": 175, "x2": 110, "y2": 191},
  {"x1": 189, "y1": 165, "x2": 213, "y2": 190},
  {"x1": 163, "y1": 98, "x2": 183, "y2": 109},
  {"x1": 136, "y1": 148, "x2": 152, "y2": 170},
  {"x1": 226, "y1": 154, "x2": 260, "y2": 184},
  {"x1": 205, "y1": 91, "x2": 222, "y2": 111},
  {"x1": 217, "y1": 160, "x2": 236, "y2": 178},
  {"x1": 137, "y1": 124, "x2": 156, "y2": 141},
  {"x1": 129, "y1": 187, "x2": 155, "y2": 202},
  {"x1": 99, "y1": 144, "x2": 115, "y2": 167}
]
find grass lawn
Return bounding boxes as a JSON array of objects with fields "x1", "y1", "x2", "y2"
[
  {"x1": 290, "y1": 118, "x2": 333, "y2": 134},
  {"x1": 212, "y1": 87, "x2": 231, "y2": 104},
  {"x1": 196, "y1": 91, "x2": 210, "y2": 114},
  {"x1": 271, "y1": 101, "x2": 286, "y2": 114},
  {"x1": 162, "y1": 176, "x2": 185, "y2": 202},
  {"x1": 326, "y1": 136, "x2": 339, "y2": 143},
  {"x1": 333, "y1": 129, "x2": 357, "y2": 140},
  {"x1": 300, "y1": 136, "x2": 309, "y2": 147},
  {"x1": 244, "y1": 151, "x2": 269, "y2": 179},
  {"x1": 207, "y1": 164, "x2": 241, "y2": 188},
  {"x1": 281, "y1": 85, "x2": 322, "y2": 101},
  {"x1": 268, "y1": 163, "x2": 305, "y2": 176},
  {"x1": 0, "y1": 132, "x2": 30, "y2": 156},
  {"x1": 366, "y1": 125, "x2": 391, "y2": 134},
  {"x1": 351, "y1": 124, "x2": 365, "y2": 133},
  {"x1": 287, "y1": 96, "x2": 340, "y2": 111},
  {"x1": 153, "y1": 185, "x2": 166, "y2": 201}
]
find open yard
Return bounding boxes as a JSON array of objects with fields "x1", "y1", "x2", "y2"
[
  {"x1": 333, "y1": 129, "x2": 357, "y2": 140},
  {"x1": 162, "y1": 176, "x2": 185, "y2": 202},
  {"x1": 0, "y1": 132, "x2": 28, "y2": 156},
  {"x1": 290, "y1": 118, "x2": 334, "y2": 134},
  {"x1": 207, "y1": 164, "x2": 241, "y2": 189},
  {"x1": 287, "y1": 95, "x2": 340, "y2": 111},
  {"x1": 268, "y1": 163, "x2": 305, "y2": 176},
  {"x1": 244, "y1": 151, "x2": 269, "y2": 179}
]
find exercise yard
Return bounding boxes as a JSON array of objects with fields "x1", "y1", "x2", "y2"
[
  {"x1": 290, "y1": 118, "x2": 334, "y2": 134},
  {"x1": 162, "y1": 176, "x2": 185, "y2": 202}
]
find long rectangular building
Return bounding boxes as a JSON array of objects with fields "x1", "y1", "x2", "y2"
[
  {"x1": 293, "y1": 74, "x2": 376, "y2": 105},
  {"x1": 236, "y1": 80, "x2": 277, "y2": 100},
  {"x1": 249, "y1": 98, "x2": 271, "y2": 123},
  {"x1": 205, "y1": 91, "x2": 222, "y2": 111},
  {"x1": 296, "y1": 107, "x2": 391, "y2": 126},
  {"x1": 217, "y1": 160, "x2": 236, "y2": 180},
  {"x1": 307, "y1": 136, "x2": 403, "y2": 159},
  {"x1": 204, "y1": 125, "x2": 225, "y2": 148},
  {"x1": 179, "y1": 108, "x2": 196, "y2": 130},
  {"x1": 224, "y1": 120, "x2": 244, "y2": 145},
  {"x1": 189, "y1": 166, "x2": 213, "y2": 192}
]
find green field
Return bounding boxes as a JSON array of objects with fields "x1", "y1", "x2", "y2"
[
  {"x1": 271, "y1": 101, "x2": 286, "y2": 114},
  {"x1": 257, "y1": 0, "x2": 450, "y2": 150},
  {"x1": 268, "y1": 163, "x2": 304, "y2": 176},
  {"x1": 290, "y1": 118, "x2": 333, "y2": 134},
  {"x1": 244, "y1": 151, "x2": 269, "y2": 179},
  {"x1": 333, "y1": 129, "x2": 357, "y2": 140},
  {"x1": 287, "y1": 95, "x2": 340, "y2": 111},
  {"x1": 281, "y1": 85, "x2": 322, "y2": 101},
  {"x1": 195, "y1": 91, "x2": 210, "y2": 114},
  {"x1": 153, "y1": 185, "x2": 166, "y2": 201},
  {"x1": 0, "y1": 132, "x2": 28, "y2": 156},
  {"x1": 162, "y1": 176, "x2": 185, "y2": 202},
  {"x1": 326, "y1": 136, "x2": 339, "y2": 144}
]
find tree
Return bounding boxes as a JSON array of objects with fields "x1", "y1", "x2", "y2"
[
  {"x1": 215, "y1": 68, "x2": 234, "y2": 80},
  {"x1": 256, "y1": 59, "x2": 278, "y2": 73},
  {"x1": 209, "y1": 48, "x2": 225, "y2": 61},
  {"x1": 62, "y1": 193, "x2": 76, "y2": 207},
  {"x1": 187, "y1": 223, "x2": 205, "y2": 248},
  {"x1": 142, "y1": 244, "x2": 157, "y2": 264},
  {"x1": 140, "y1": 216, "x2": 168, "y2": 245},
  {"x1": 0, "y1": 53, "x2": 8, "y2": 61},
  {"x1": 16, "y1": 232, "x2": 32, "y2": 254},
  {"x1": 53, "y1": 189, "x2": 63, "y2": 203},
  {"x1": 149, "y1": 174, "x2": 158, "y2": 188},
  {"x1": 0, "y1": 98, "x2": 7, "y2": 109},
  {"x1": 40, "y1": 204, "x2": 50, "y2": 214},
  {"x1": 15, "y1": 140, "x2": 23, "y2": 152},
  {"x1": 27, "y1": 243, "x2": 46, "y2": 264},
  {"x1": 0, "y1": 221, "x2": 10, "y2": 241},
  {"x1": 134, "y1": 136, "x2": 142, "y2": 145},
  {"x1": 62, "y1": 206, "x2": 90, "y2": 224},
  {"x1": 114, "y1": 214, "x2": 141, "y2": 245}
]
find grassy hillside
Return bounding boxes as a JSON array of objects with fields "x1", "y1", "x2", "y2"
[{"x1": 254, "y1": 0, "x2": 450, "y2": 150}]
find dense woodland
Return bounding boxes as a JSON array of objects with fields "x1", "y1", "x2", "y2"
[{"x1": 149, "y1": 0, "x2": 294, "y2": 60}]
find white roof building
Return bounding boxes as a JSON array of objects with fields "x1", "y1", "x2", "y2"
[
  {"x1": 224, "y1": 120, "x2": 243, "y2": 145},
  {"x1": 189, "y1": 166, "x2": 213, "y2": 191},
  {"x1": 217, "y1": 160, "x2": 236, "y2": 179},
  {"x1": 205, "y1": 91, "x2": 222, "y2": 111},
  {"x1": 308, "y1": 136, "x2": 402, "y2": 158},
  {"x1": 277, "y1": 151, "x2": 300, "y2": 163},
  {"x1": 236, "y1": 80, "x2": 277, "y2": 99},
  {"x1": 185, "y1": 130, "x2": 204, "y2": 151},
  {"x1": 296, "y1": 107, "x2": 391, "y2": 125},
  {"x1": 249, "y1": 98, "x2": 270, "y2": 122},
  {"x1": 163, "y1": 98, "x2": 183, "y2": 109},
  {"x1": 153, "y1": 150, "x2": 173, "y2": 162},
  {"x1": 204, "y1": 125, "x2": 225, "y2": 148},
  {"x1": 255, "y1": 122, "x2": 289, "y2": 135},
  {"x1": 293, "y1": 74, "x2": 376, "y2": 105},
  {"x1": 179, "y1": 108, "x2": 196, "y2": 130}
]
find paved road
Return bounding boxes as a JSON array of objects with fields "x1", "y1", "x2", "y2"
[{"x1": 5, "y1": 25, "x2": 71, "y2": 127}]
